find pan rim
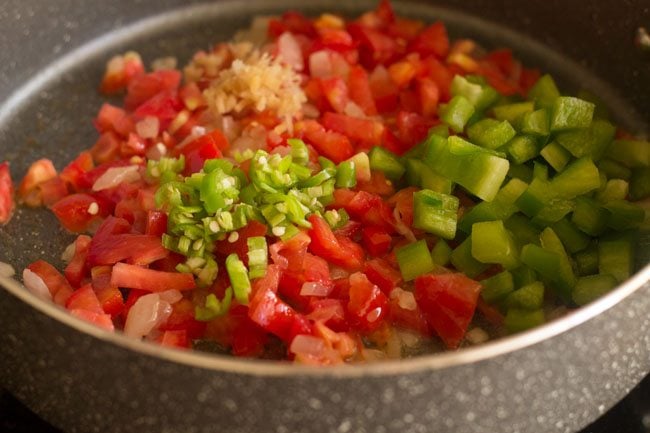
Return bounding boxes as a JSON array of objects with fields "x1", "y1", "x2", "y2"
[{"x1": 1, "y1": 0, "x2": 649, "y2": 378}]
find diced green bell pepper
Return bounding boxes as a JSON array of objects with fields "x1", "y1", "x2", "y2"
[
  {"x1": 511, "y1": 265, "x2": 538, "y2": 287},
  {"x1": 450, "y1": 237, "x2": 490, "y2": 278},
  {"x1": 459, "y1": 178, "x2": 526, "y2": 232},
  {"x1": 572, "y1": 274, "x2": 618, "y2": 306},
  {"x1": 555, "y1": 119, "x2": 616, "y2": 159},
  {"x1": 539, "y1": 227, "x2": 576, "y2": 301},
  {"x1": 471, "y1": 220, "x2": 520, "y2": 269},
  {"x1": 396, "y1": 240, "x2": 436, "y2": 281},
  {"x1": 505, "y1": 308, "x2": 545, "y2": 333},
  {"x1": 506, "y1": 281, "x2": 544, "y2": 310},
  {"x1": 505, "y1": 213, "x2": 541, "y2": 247},
  {"x1": 440, "y1": 95, "x2": 475, "y2": 133},
  {"x1": 550, "y1": 218, "x2": 590, "y2": 253},
  {"x1": 540, "y1": 141, "x2": 572, "y2": 172},
  {"x1": 595, "y1": 179, "x2": 629, "y2": 203},
  {"x1": 451, "y1": 75, "x2": 499, "y2": 112},
  {"x1": 550, "y1": 157, "x2": 601, "y2": 199},
  {"x1": 506, "y1": 135, "x2": 540, "y2": 164},
  {"x1": 527, "y1": 74, "x2": 560, "y2": 110},
  {"x1": 431, "y1": 239, "x2": 452, "y2": 266},
  {"x1": 571, "y1": 196, "x2": 608, "y2": 236},
  {"x1": 630, "y1": 167, "x2": 650, "y2": 200},
  {"x1": 550, "y1": 96, "x2": 595, "y2": 131},
  {"x1": 598, "y1": 159, "x2": 632, "y2": 181},
  {"x1": 467, "y1": 118, "x2": 517, "y2": 150},
  {"x1": 521, "y1": 108, "x2": 550, "y2": 137},
  {"x1": 369, "y1": 146, "x2": 405, "y2": 181},
  {"x1": 493, "y1": 101, "x2": 535, "y2": 129},
  {"x1": 480, "y1": 270, "x2": 515, "y2": 303},
  {"x1": 574, "y1": 246, "x2": 599, "y2": 276},
  {"x1": 604, "y1": 200, "x2": 645, "y2": 230},
  {"x1": 412, "y1": 189, "x2": 459, "y2": 239},
  {"x1": 598, "y1": 232, "x2": 635, "y2": 282},
  {"x1": 604, "y1": 139, "x2": 650, "y2": 168}
]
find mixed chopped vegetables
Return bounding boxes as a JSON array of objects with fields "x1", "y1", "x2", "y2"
[{"x1": 1, "y1": 0, "x2": 648, "y2": 364}]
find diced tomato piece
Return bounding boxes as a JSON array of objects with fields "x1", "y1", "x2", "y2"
[
  {"x1": 355, "y1": 170, "x2": 395, "y2": 197},
  {"x1": 125, "y1": 70, "x2": 182, "y2": 110},
  {"x1": 50, "y1": 193, "x2": 107, "y2": 233},
  {"x1": 420, "y1": 56, "x2": 453, "y2": 101},
  {"x1": 87, "y1": 233, "x2": 169, "y2": 266},
  {"x1": 348, "y1": 65, "x2": 377, "y2": 116},
  {"x1": 302, "y1": 121, "x2": 354, "y2": 163},
  {"x1": 341, "y1": 190, "x2": 395, "y2": 231},
  {"x1": 231, "y1": 319, "x2": 268, "y2": 357},
  {"x1": 145, "y1": 210, "x2": 168, "y2": 237},
  {"x1": 375, "y1": 0, "x2": 396, "y2": 25},
  {"x1": 159, "y1": 298, "x2": 206, "y2": 339},
  {"x1": 99, "y1": 52, "x2": 145, "y2": 95},
  {"x1": 307, "y1": 214, "x2": 364, "y2": 271},
  {"x1": 268, "y1": 231, "x2": 311, "y2": 271},
  {"x1": 69, "y1": 308, "x2": 115, "y2": 331},
  {"x1": 60, "y1": 152, "x2": 94, "y2": 191},
  {"x1": 0, "y1": 162, "x2": 15, "y2": 225},
  {"x1": 307, "y1": 298, "x2": 349, "y2": 331},
  {"x1": 388, "y1": 297, "x2": 429, "y2": 335},
  {"x1": 320, "y1": 77, "x2": 350, "y2": 113},
  {"x1": 90, "y1": 131, "x2": 121, "y2": 164},
  {"x1": 414, "y1": 273, "x2": 481, "y2": 349},
  {"x1": 315, "y1": 28, "x2": 355, "y2": 52},
  {"x1": 178, "y1": 82, "x2": 205, "y2": 110},
  {"x1": 389, "y1": 186, "x2": 416, "y2": 228},
  {"x1": 27, "y1": 260, "x2": 74, "y2": 306},
  {"x1": 346, "y1": 272, "x2": 388, "y2": 332},
  {"x1": 388, "y1": 18, "x2": 424, "y2": 41},
  {"x1": 279, "y1": 252, "x2": 332, "y2": 311},
  {"x1": 348, "y1": 24, "x2": 401, "y2": 68},
  {"x1": 64, "y1": 235, "x2": 92, "y2": 287},
  {"x1": 303, "y1": 77, "x2": 328, "y2": 111},
  {"x1": 39, "y1": 177, "x2": 69, "y2": 207},
  {"x1": 94, "y1": 284, "x2": 125, "y2": 317},
  {"x1": 173, "y1": 129, "x2": 227, "y2": 175},
  {"x1": 214, "y1": 220, "x2": 268, "y2": 263},
  {"x1": 94, "y1": 104, "x2": 128, "y2": 133},
  {"x1": 396, "y1": 111, "x2": 437, "y2": 150},
  {"x1": 110, "y1": 262, "x2": 196, "y2": 292},
  {"x1": 134, "y1": 90, "x2": 182, "y2": 130},
  {"x1": 476, "y1": 298, "x2": 505, "y2": 327},
  {"x1": 416, "y1": 77, "x2": 440, "y2": 117},
  {"x1": 249, "y1": 265, "x2": 313, "y2": 343},
  {"x1": 268, "y1": 11, "x2": 316, "y2": 38},
  {"x1": 157, "y1": 330, "x2": 189, "y2": 349},
  {"x1": 361, "y1": 226, "x2": 392, "y2": 257},
  {"x1": 369, "y1": 65, "x2": 399, "y2": 113},
  {"x1": 363, "y1": 257, "x2": 402, "y2": 294},
  {"x1": 520, "y1": 67, "x2": 541, "y2": 96},
  {"x1": 409, "y1": 22, "x2": 449, "y2": 58},
  {"x1": 66, "y1": 284, "x2": 104, "y2": 314},
  {"x1": 18, "y1": 159, "x2": 57, "y2": 207},
  {"x1": 388, "y1": 60, "x2": 418, "y2": 88},
  {"x1": 321, "y1": 112, "x2": 384, "y2": 148}
]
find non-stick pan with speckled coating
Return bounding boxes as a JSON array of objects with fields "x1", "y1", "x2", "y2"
[{"x1": 1, "y1": 1, "x2": 649, "y2": 432}]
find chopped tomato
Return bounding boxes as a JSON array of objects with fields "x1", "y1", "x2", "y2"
[
  {"x1": 414, "y1": 273, "x2": 481, "y2": 349},
  {"x1": 416, "y1": 77, "x2": 440, "y2": 117},
  {"x1": 279, "y1": 252, "x2": 332, "y2": 310},
  {"x1": 321, "y1": 112, "x2": 385, "y2": 148},
  {"x1": 124, "y1": 69, "x2": 182, "y2": 110},
  {"x1": 214, "y1": 220, "x2": 268, "y2": 263},
  {"x1": 388, "y1": 297, "x2": 429, "y2": 335},
  {"x1": 409, "y1": 22, "x2": 450, "y2": 58},
  {"x1": 27, "y1": 260, "x2": 74, "y2": 306},
  {"x1": 50, "y1": 193, "x2": 107, "y2": 233},
  {"x1": 368, "y1": 65, "x2": 399, "y2": 113},
  {"x1": 307, "y1": 298, "x2": 349, "y2": 331},
  {"x1": 307, "y1": 214, "x2": 364, "y2": 271},
  {"x1": 301, "y1": 120, "x2": 354, "y2": 163},
  {"x1": 396, "y1": 111, "x2": 437, "y2": 149},
  {"x1": 173, "y1": 129, "x2": 228, "y2": 175},
  {"x1": 348, "y1": 65, "x2": 377, "y2": 116},
  {"x1": 337, "y1": 190, "x2": 395, "y2": 231},
  {"x1": 145, "y1": 210, "x2": 168, "y2": 237},
  {"x1": 69, "y1": 308, "x2": 115, "y2": 331},
  {"x1": 87, "y1": 233, "x2": 169, "y2": 266},
  {"x1": 18, "y1": 159, "x2": 57, "y2": 207},
  {"x1": 346, "y1": 272, "x2": 388, "y2": 332},
  {"x1": 0, "y1": 162, "x2": 15, "y2": 225},
  {"x1": 64, "y1": 235, "x2": 92, "y2": 287},
  {"x1": 60, "y1": 152, "x2": 94, "y2": 191},
  {"x1": 159, "y1": 298, "x2": 206, "y2": 339},
  {"x1": 361, "y1": 226, "x2": 392, "y2": 257},
  {"x1": 363, "y1": 257, "x2": 402, "y2": 294},
  {"x1": 157, "y1": 330, "x2": 189, "y2": 349},
  {"x1": 99, "y1": 52, "x2": 145, "y2": 95},
  {"x1": 90, "y1": 132, "x2": 121, "y2": 164},
  {"x1": 134, "y1": 90, "x2": 182, "y2": 130},
  {"x1": 347, "y1": 24, "x2": 401, "y2": 68},
  {"x1": 320, "y1": 77, "x2": 350, "y2": 113},
  {"x1": 110, "y1": 262, "x2": 196, "y2": 292},
  {"x1": 66, "y1": 284, "x2": 104, "y2": 314},
  {"x1": 268, "y1": 11, "x2": 316, "y2": 38},
  {"x1": 94, "y1": 104, "x2": 128, "y2": 133}
]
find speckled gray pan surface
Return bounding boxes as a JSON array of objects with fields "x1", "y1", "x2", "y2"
[{"x1": 0, "y1": 1, "x2": 649, "y2": 433}]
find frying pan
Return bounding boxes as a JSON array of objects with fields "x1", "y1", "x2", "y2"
[{"x1": 1, "y1": 1, "x2": 649, "y2": 432}]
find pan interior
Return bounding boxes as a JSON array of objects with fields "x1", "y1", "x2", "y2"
[{"x1": 0, "y1": 0, "x2": 648, "y2": 359}]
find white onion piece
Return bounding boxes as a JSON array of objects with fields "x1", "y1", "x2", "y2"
[
  {"x1": 220, "y1": 116, "x2": 239, "y2": 142},
  {"x1": 22, "y1": 269, "x2": 52, "y2": 301},
  {"x1": 270, "y1": 145, "x2": 291, "y2": 157},
  {"x1": 308, "y1": 50, "x2": 333, "y2": 78},
  {"x1": 300, "y1": 281, "x2": 332, "y2": 297},
  {"x1": 92, "y1": 166, "x2": 141, "y2": 191},
  {"x1": 158, "y1": 289, "x2": 183, "y2": 304},
  {"x1": 390, "y1": 287, "x2": 417, "y2": 311},
  {"x1": 289, "y1": 335, "x2": 326, "y2": 357},
  {"x1": 385, "y1": 330, "x2": 402, "y2": 359},
  {"x1": 230, "y1": 124, "x2": 267, "y2": 155},
  {"x1": 344, "y1": 101, "x2": 366, "y2": 118},
  {"x1": 277, "y1": 32, "x2": 304, "y2": 71},
  {"x1": 0, "y1": 261, "x2": 15, "y2": 278},
  {"x1": 60, "y1": 241, "x2": 76, "y2": 263},
  {"x1": 465, "y1": 327, "x2": 489, "y2": 345},
  {"x1": 124, "y1": 293, "x2": 173, "y2": 339},
  {"x1": 135, "y1": 116, "x2": 160, "y2": 139}
]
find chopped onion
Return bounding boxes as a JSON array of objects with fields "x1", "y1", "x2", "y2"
[
  {"x1": 344, "y1": 101, "x2": 365, "y2": 118},
  {"x1": 308, "y1": 50, "x2": 333, "y2": 78},
  {"x1": 124, "y1": 293, "x2": 173, "y2": 339},
  {"x1": 390, "y1": 287, "x2": 417, "y2": 311},
  {"x1": 22, "y1": 269, "x2": 52, "y2": 301},
  {"x1": 289, "y1": 335, "x2": 326, "y2": 357},
  {"x1": 300, "y1": 281, "x2": 332, "y2": 297},
  {"x1": 60, "y1": 241, "x2": 76, "y2": 263},
  {"x1": 158, "y1": 289, "x2": 183, "y2": 304},
  {"x1": 465, "y1": 327, "x2": 489, "y2": 345},
  {"x1": 385, "y1": 330, "x2": 402, "y2": 359},
  {"x1": 135, "y1": 116, "x2": 160, "y2": 139},
  {"x1": 230, "y1": 124, "x2": 267, "y2": 155},
  {"x1": 0, "y1": 261, "x2": 15, "y2": 278},
  {"x1": 270, "y1": 145, "x2": 291, "y2": 157},
  {"x1": 92, "y1": 166, "x2": 141, "y2": 191},
  {"x1": 220, "y1": 116, "x2": 239, "y2": 142}
]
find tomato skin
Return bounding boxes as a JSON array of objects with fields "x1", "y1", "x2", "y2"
[
  {"x1": 27, "y1": 260, "x2": 74, "y2": 306},
  {"x1": 414, "y1": 273, "x2": 481, "y2": 349},
  {"x1": 110, "y1": 262, "x2": 196, "y2": 292},
  {"x1": 0, "y1": 162, "x2": 15, "y2": 225},
  {"x1": 87, "y1": 233, "x2": 169, "y2": 266},
  {"x1": 51, "y1": 193, "x2": 107, "y2": 233},
  {"x1": 64, "y1": 235, "x2": 92, "y2": 287},
  {"x1": 363, "y1": 257, "x2": 402, "y2": 294},
  {"x1": 321, "y1": 112, "x2": 385, "y2": 148},
  {"x1": 361, "y1": 226, "x2": 392, "y2": 257},
  {"x1": 173, "y1": 129, "x2": 228, "y2": 175},
  {"x1": 307, "y1": 214, "x2": 364, "y2": 271},
  {"x1": 346, "y1": 272, "x2": 389, "y2": 332}
]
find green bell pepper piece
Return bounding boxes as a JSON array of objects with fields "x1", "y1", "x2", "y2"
[
  {"x1": 368, "y1": 146, "x2": 405, "y2": 181},
  {"x1": 440, "y1": 95, "x2": 475, "y2": 133},
  {"x1": 471, "y1": 220, "x2": 520, "y2": 269},
  {"x1": 467, "y1": 118, "x2": 516, "y2": 150},
  {"x1": 604, "y1": 139, "x2": 650, "y2": 168},
  {"x1": 527, "y1": 74, "x2": 560, "y2": 110},
  {"x1": 506, "y1": 135, "x2": 540, "y2": 164},
  {"x1": 521, "y1": 108, "x2": 550, "y2": 137},
  {"x1": 480, "y1": 270, "x2": 515, "y2": 304},
  {"x1": 450, "y1": 237, "x2": 490, "y2": 278},
  {"x1": 604, "y1": 200, "x2": 645, "y2": 230},
  {"x1": 598, "y1": 232, "x2": 635, "y2": 283},
  {"x1": 550, "y1": 218, "x2": 590, "y2": 253},
  {"x1": 571, "y1": 196, "x2": 608, "y2": 236},
  {"x1": 539, "y1": 227, "x2": 577, "y2": 301},
  {"x1": 396, "y1": 240, "x2": 436, "y2": 281},
  {"x1": 598, "y1": 159, "x2": 631, "y2": 181},
  {"x1": 630, "y1": 167, "x2": 650, "y2": 200},
  {"x1": 572, "y1": 274, "x2": 618, "y2": 306},
  {"x1": 574, "y1": 246, "x2": 599, "y2": 276},
  {"x1": 430, "y1": 239, "x2": 452, "y2": 266},
  {"x1": 506, "y1": 281, "x2": 544, "y2": 310},
  {"x1": 505, "y1": 308, "x2": 545, "y2": 333},
  {"x1": 412, "y1": 189, "x2": 459, "y2": 239},
  {"x1": 550, "y1": 157, "x2": 601, "y2": 198},
  {"x1": 540, "y1": 141, "x2": 572, "y2": 172},
  {"x1": 550, "y1": 96, "x2": 594, "y2": 131}
]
